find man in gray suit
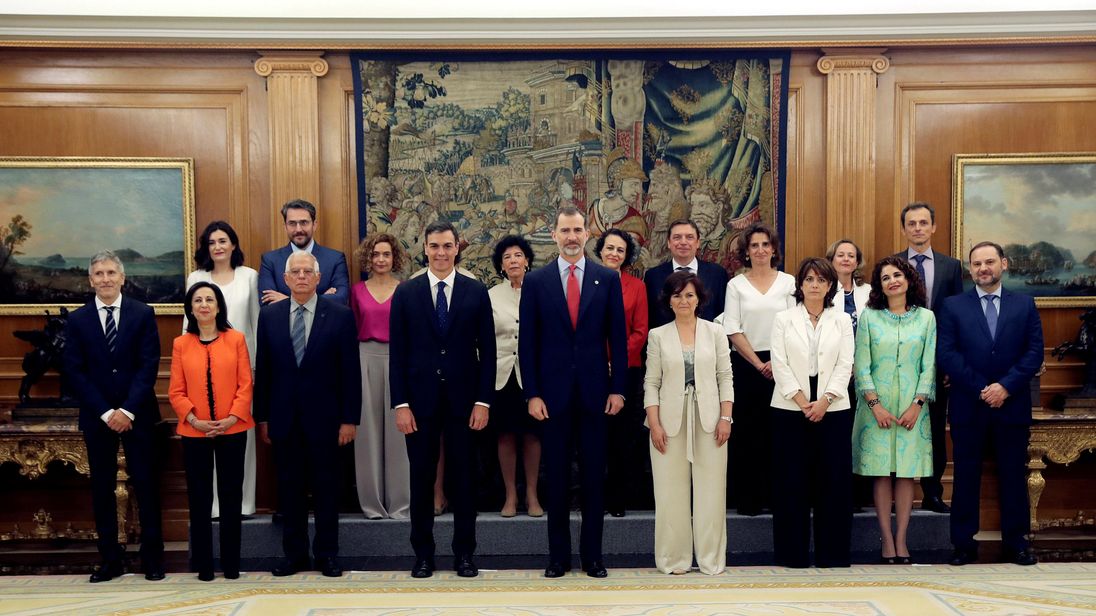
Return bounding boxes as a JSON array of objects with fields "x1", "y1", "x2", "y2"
[{"x1": 895, "y1": 201, "x2": 963, "y2": 513}]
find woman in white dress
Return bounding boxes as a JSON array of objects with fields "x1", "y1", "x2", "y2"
[
  {"x1": 722, "y1": 222, "x2": 795, "y2": 515},
  {"x1": 184, "y1": 221, "x2": 259, "y2": 515}
]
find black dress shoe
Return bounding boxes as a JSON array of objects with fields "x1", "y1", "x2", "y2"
[
  {"x1": 949, "y1": 549, "x2": 977, "y2": 566},
  {"x1": 583, "y1": 560, "x2": 608, "y2": 578},
  {"x1": 144, "y1": 564, "x2": 166, "y2": 581},
  {"x1": 411, "y1": 558, "x2": 435, "y2": 578},
  {"x1": 879, "y1": 555, "x2": 897, "y2": 565},
  {"x1": 606, "y1": 507, "x2": 625, "y2": 518},
  {"x1": 223, "y1": 570, "x2": 240, "y2": 580},
  {"x1": 544, "y1": 561, "x2": 570, "y2": 578},
  {"x1": 921, "y1": 496, "x2": 951, "y2": 514},
  {"x1": 89, "y1": 561, "x2": 123, "y2": 583},
  {"x1": 197, "y1": 570, "x2": 215, "y2": 582},
  {"x1": 1006, "y1": 550, "x2": 1038, "y2": 566},
  {"x1": 454, "y1": 554, "x2": 478, "y2": 578},
  {"x1": 316, "y1": 557, "x2": 343, "y2": 578},
  {"x1": 271, "y1": 557, "x2": 311, "y2": 577},
  {"x1": 895, "y1": 555, "x2": 914, "y2": 565}
]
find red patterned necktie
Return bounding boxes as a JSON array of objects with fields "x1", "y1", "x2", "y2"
[{"x1": 567, "y1": 264, "x2": 580, "y2": 329}]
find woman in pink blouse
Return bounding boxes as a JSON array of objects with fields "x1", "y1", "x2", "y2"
[{"x1": 350, "y1": 233, "x2": 409, "y2": 519}]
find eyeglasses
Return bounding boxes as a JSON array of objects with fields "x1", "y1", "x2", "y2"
[{"x1": 289, "y1": 269, "x2": 316, "y2": 277}]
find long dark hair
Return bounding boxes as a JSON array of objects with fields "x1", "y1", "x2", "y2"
[
  {"x1": 184, "y1": 281, "x2": 231, "y2": 333},
  {"x1": 866, "y1": 256, "x2": 927, "y2": 310}
]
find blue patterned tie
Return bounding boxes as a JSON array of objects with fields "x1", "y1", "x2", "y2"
[
  {"x1": 291, "y1": 304, "x2": 306, "y2": 366},
  {"x1": 103, "y1": 306, "x2": 117, "y2": 354},
  {"x1": 983, "y1": 295, "x2": 998, "y2": 341},
  {"x1": 436, "y1": 281, "x2": 449, "y2": 335}
]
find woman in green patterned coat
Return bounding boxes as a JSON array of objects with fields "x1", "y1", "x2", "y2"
[{"x1": 852, "y1": 256, "x2": 936, "y2": 565}]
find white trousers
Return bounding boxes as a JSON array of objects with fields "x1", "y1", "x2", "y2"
[{"x1": 650, "y1": 386, "x2": 728, "y2": 575}]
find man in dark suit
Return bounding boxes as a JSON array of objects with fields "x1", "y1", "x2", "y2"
[
  {"x1": 389, "y1": 220, "x2": 495, "y2": 579},
  {"x1": 895, "y1": 201, "x2": 964, "y2": 513},
  {"x1": 258, "y1": 198, "x2": 350, "y2": 305},
  {"x1": 255, "y1": 251, "x2": 361, "y2": 578},
  {"x1": 938, "y1": 241, "x2": 1041, "y2": 566},
  {"x1": 644, "y1": 218, "x2": 728, "y2": 327},
  {"x1": 62, "y1": 250, "x2": 164, "y2": 582},
  {"x1": 520, "y1": 206, "x2": 628, "y2": 578}
]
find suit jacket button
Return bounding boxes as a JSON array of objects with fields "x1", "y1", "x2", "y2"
[
  {"x1": 441, "y1": 349, "x2": 446, "y2": 355},
  {"x1": 436, "y1": 369, "x2": 442, "y2": 375},
  {"x1": 112, "y1": 369, "x2": 118, "y2": 374}
]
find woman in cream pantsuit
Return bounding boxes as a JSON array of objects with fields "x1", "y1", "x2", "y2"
[
  {"x1": 645, "y1": 271, "x2": 734, "y2": 575},
  {"x1": 769, "y1": 258, "x2": 855, "y2": 568}
]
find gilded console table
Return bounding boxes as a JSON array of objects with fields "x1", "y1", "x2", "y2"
[
  {"x1": 1027, "y1": 409, "x2": 1096, "y2": 532},
  {"x1": 0, "y1": 420, "x2": 131, "y2": 543}
]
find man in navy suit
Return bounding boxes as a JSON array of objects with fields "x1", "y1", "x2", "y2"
[
  {"x1": 895, "y1": 201, "x2": 964, "y2": 513},
  {"x1": 62, "y1": 250, "x2": 164, "y2": 582},
  {"x1": 389, "y1": 220, "x2": 495, "y2": 579},
  {"x1": 520, "y1": 206, "x2": 628, "y2": 578},
  {"x1": 938, "y1": 241, "x2": 1041, "y2": 566},
  {"x1": 255, "y1": 251, "x2": 361, "y2": 577},
  {"x1": 644, "y1": 218, "x2": 728, "y2": 327},
  {"x1": 258, "y1": 199, "x2": 350, "y2": 305}
]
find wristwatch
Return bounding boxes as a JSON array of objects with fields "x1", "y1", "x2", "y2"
[
  {"x1": 866, "y1": 399, "x2": 880, "y2": 408},
  {"x1": 914, "y1": 398, "x2": 926, "y2": 407},
  {"x1": 824, "y1": 393, "x2": 836, "y2": 404},
  {"x1": 719, "y1": 416, "x2": 733, "y2": 423}
]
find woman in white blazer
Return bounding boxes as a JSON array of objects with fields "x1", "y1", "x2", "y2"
[
  {"x1": 645, "y1": 271, "x2": 734, "y2": 575},
  {"x1": 769, "y1": 257, "x2": 855, "y2": 568}
]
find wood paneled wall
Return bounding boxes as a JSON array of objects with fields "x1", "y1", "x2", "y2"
[{"x1": 1, "y1": 44, "x2": 1094, "y2": 540}]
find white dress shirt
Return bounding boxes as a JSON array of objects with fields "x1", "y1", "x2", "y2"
[{"x1": 95, "y1": 294, "x2": 135, "y2": 423}]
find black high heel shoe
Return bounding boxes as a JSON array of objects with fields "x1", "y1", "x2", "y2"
[{"x1": 880, "y1": 555, "x2": 897, "y2": 565}]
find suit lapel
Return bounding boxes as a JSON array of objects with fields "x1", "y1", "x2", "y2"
[
  {"x1": 419, "y1": 276, "x2": 442, "y2": 338},
  {"x1": 446, "y1": 274, "x2": 470, "y2": 339},
  {"x1": 576, "y1": 262, "x2": 600, "y2": 326},
  {"x1": 546, "y1": 262, "x2": 573, "y2": 332},
  {"x1": 965, "y1": 289, "x2": 994, "y2": 343},
  {"x1": 301, "y1": 298, "x2": 326, "y2": 364}
]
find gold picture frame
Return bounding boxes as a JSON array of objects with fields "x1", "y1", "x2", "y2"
[
  {"x1": 0, "y1": 157, "x2": 195, "y2": 315},
  {"x1": 952, "y1": 152, "x2": 1096, "y2": 308}
]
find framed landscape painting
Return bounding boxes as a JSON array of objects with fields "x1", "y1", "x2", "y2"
[
  {"x1": 0, "y1": 157, "x2": 195, "y2": 315},
  {"x1": 952, "y1": 152, "x2": 1096, "y2": 308}
]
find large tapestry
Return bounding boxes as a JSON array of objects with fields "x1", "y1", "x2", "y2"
[{"x1": 352, "y1": 52, "x2": 789, "y2": 281}]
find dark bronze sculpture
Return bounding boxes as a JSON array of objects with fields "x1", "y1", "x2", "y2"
[
  {"x1": 13, "y1": 308, "x2": 69, "y2": 404},
  {"x1": 1053, "y1": 308, "x2": 1096, "y2": 397}
]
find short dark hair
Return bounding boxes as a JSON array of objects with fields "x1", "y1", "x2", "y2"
[
  {"x1": 594, "y1": 228, "x2": 638, "y2": 268},
  {"x1": 194, "y1": 220, "x2": 245, "y2": 271},
  {"x1": 354, "y1": 232, "x2": 407, "y2": 274},
  {"x1": 492, "y1": 235, "x2": 535, "y2": 279},
  {"x1": 900, "y1": 201, "x2": 935, "y2": 226},
  {"x1": 793, "y1": 257, "x2": 840, "y2": 306},
  {"x1": 281, "y1": 198, "x2": 317, "y2": 222},
  {"x1": 826, "y1": 238, "x2": 865, "y2": 285},
  {"x1": 423, "y1": 220, "x2": 462, "y2": 264},
  {"x1": 735, "y1": 222, "x2": 782, "y2": 269},
  {"x1": 667, "y1": 218, "x2": 701, "y2": 241},
  {"x1": 183, "y1": 281, "x2": 231, "y2": 334},
  {"x1": 554, "y1": 205, "x2": 585, "y2": 228},
  {"x1": 866, "y1": 256, "x2": 927, "y2": 311},
  {"x1": 969, "y1": 240, "x2": 1005, "y2": 260},
  {"x1": 659, "y1": 270, "x2": 709, "y2": 317}
]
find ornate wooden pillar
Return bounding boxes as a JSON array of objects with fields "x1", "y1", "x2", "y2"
[
  {"x1": 816, "y1": 49, "x2": 890, "y2": 259},
  {"x1": 255, "y1": 52, "x2": 328, "y2": 239}
]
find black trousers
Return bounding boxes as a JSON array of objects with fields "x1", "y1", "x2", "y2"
[
  {"x1": 543, "y1": 386, "x2": 608, "y2": 565},
  {"x1": 729, "y1": 351, "x2": 774, "y2": 514},
  {"x1": 921, "y1": 376, "x2": 949, "y2": 500},
  {"x1": 182, "y1": 432, "x2": 247, "y2": 573},
  {"x1": 605, "y1": 366, "x2": 646, "y2": 511},
  {"x1": 771, "y1": 407, "x2": 853, "y2": 568},
  {"x1": 271, "y1": 420, "x2": 342, "y2": 560},
  {"x1": 950, "y1": 419, "x2": 1030, "y2": 554},
  {"x1": 405, "y1": 389, "x2": 477, "y2": 559},
  {"x1": 83, "y1": 420, "x2": 163, "y2": 565}
]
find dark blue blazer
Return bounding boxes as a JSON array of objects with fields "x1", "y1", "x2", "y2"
[
  {"x1": 644, "y1": 259, "x2": 728, "y2": 328},
  {"x1": 258, "y1": 243, "x2": 351, "y2": 305},
  {"x1": 894, "y1": 250, "x2": 964, "y2": 311},
  {"x1": 62, "y1": 296, "x2": 161, "y2": 431},
  {"x1": 389, "y1": 273, "x2": 496, "y2": 419},
  {"x1": 937, "y1": 288, "x2": 1043, "y2": 425},
  {"x1": 253, "y1": 295, "x2": 361, "y2": 440},
  {"x1": 519, "y1": 258, "x2": 628, "y2": 415}
]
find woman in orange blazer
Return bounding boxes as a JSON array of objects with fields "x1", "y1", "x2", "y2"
[{"x1": 169, "y1": 281, "x2": 253, "y2": 581}]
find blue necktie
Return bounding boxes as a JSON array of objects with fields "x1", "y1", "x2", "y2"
[
  {"x1": 436, "y1": 281, "x2": 449, "y2": 335},
  {"x1": 103, "y1": 306, "x2": 117, "y2": 354},
  {"x1": 983, "y1": 295, "x2": 998, "y2": 341},
  {"x1": 912, "y1": 254, "x2": 928, "y2": 286},
  {"x1": 291, "y1": 304, "x2": 306, "y2": 366}
]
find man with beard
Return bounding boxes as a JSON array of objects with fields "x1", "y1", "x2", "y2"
[
  {"x1": 937, "y1": 242, "x2": 1041, "y2": 566},
  {"x1": 520, "y1": 206, "x2": 628, "y2": 578},
  {"x1": 259, "y1": 199, "x2": 350, "y2": 306}
]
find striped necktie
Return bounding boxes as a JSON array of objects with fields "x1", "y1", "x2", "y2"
[
  {"x1": 292, "y1": 304, "x2": 307, "y2": 366},
  {"x1": 103, "y1": 306, "x2": 117, "y2": 354}
]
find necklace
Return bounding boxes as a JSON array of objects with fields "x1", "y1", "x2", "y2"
[{"x1": 806, "y1": 309, "x2": 823, "y2": 320}]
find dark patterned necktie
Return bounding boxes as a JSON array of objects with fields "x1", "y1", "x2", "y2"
[
  {"x1": 436, "y1": 281, "x2": 449, "y2": 334},
  {"x1": 103, "y1": 306, "x2": 117, "y2": 354},
  {"x1": 983, "y1": 295, "x2": 998, "y2": 341},
  {"x1": 292, "y1": 304, "x2": 306, "y2": 366}
]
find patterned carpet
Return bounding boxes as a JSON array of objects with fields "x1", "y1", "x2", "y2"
[{"x1": 2, "y1": 564, "x2": 1095, "y2": 615}]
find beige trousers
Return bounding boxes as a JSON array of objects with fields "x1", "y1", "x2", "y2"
[{"x1": 650, "y1": 385, "x2": 728, "y2": 575}]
